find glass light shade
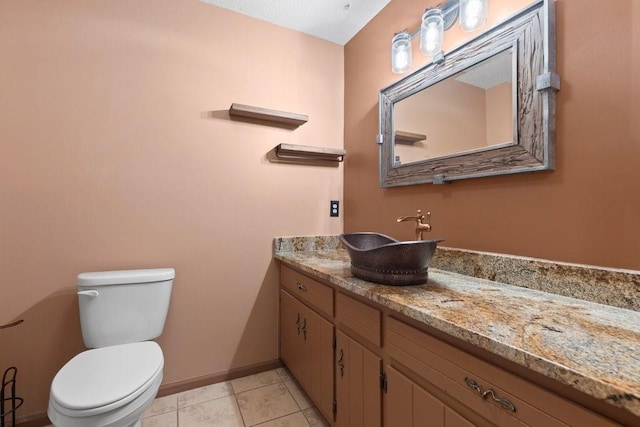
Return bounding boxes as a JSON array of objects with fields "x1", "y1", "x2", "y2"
[
  {"x1": 419, "y1": 9, "x2": 444, "y2": 57},
  {"x1": 391, "y1": 32, "x2": 412, "y2": 73},
  {"x1": 459, "y1": 0, "x2": 488, "y2": 32}
]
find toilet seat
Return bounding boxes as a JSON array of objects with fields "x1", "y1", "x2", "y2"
[
  {"x1": 50, "y1": 341, "x2": 163, "y2": 417},
  {"x1": 48, "y1": 370, "x2": 163, "y2": 427}
]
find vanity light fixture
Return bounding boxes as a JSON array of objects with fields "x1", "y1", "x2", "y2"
[{"x1": 391, "y1": 0, "x2": 488, "y2": 73}]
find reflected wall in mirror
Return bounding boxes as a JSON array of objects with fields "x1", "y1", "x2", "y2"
[
  {"x1": 394, "y1": 49, "x2": 514, "y2": 165},
  {"x1": 379, "y1": 0, "x2": 559, "y2": 187}
]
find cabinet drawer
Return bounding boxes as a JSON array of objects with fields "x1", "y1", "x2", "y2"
[
  {"x1": 281, "y1": 265, "x2": 333, "y2": 317},
  {"x1": 336, "y1": 292, "x2": 381, "y2": 347},
  {"x1": 387, "y1": 317, "x2": 618, "y2": 427}
]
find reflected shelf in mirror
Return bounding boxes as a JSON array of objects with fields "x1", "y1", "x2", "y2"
[{"x1": 395, "y1": 131, "x2": 427, "y2": 144}]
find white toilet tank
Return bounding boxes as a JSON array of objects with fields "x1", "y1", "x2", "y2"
[{"x1": 77, "y1": 268, "x2": 175, "y2": 348}]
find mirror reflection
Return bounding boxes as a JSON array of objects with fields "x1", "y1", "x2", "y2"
[{"x1": 393, "y1": 48, "x2": 514, "y2": 166}]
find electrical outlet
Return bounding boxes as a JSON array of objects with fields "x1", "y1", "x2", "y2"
[{"x1": 330, "y1": 200, "x2": 340, "y2": 217}]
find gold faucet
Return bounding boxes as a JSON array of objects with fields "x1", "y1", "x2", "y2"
[{"x1": 397, "y1": 210, "x2": 432, "y2": 240}]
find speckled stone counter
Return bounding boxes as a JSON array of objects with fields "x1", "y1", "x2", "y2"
[
  {"x1": 431, "y1": 247, "x2": 640, "y2": 312},
  {"x1": 274, "y1": 236, "x2": 640, "y2": 419}
]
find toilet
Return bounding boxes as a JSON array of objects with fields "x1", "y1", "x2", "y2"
[{"x1": 48, "y1": 268, "x2": 175, "y2": 427}]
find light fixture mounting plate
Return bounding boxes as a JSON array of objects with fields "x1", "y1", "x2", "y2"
[{"x1": 440, "y1": 0, "x2": 460, "y2": 30}]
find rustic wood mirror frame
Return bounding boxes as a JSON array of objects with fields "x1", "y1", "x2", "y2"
[{"x1": 379, "y1": 0, "x2": 559, "y2": 187}]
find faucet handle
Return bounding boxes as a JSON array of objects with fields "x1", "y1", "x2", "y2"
[
  {"x1": 423, "y1": 212, "x2": 432, "y2": 234},
  {"x1": 415, "y1": 210, "x2": 431, "y2": 225}
]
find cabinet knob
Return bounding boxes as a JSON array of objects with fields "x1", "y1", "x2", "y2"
[{"x1": 296, "y1": 282, "x2": 307, "y2": 291}]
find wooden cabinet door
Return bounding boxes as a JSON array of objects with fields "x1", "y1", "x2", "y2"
[
  {"x1": 386, "y1": 366, "x2": 476, "y2": 427},
  {"x1": 385, "y1": 366, "x2": 422, "y2": 427},
  {"x1": 335, "y1": 330, "x2": 382, "y2": 427},
  {"x1": 280, "y1": 290, "x2": 308, "y2": 388},
  {"x1": 445, "y1": 408, "x2": 476, "y2": 427},
  {"x1": 413, "y1": 380, "x2": 445, "y2": 427},
  {"x1": 305, "y1": 304, "x2": 335, "y2": 423}
]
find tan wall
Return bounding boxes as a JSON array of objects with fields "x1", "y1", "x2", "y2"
[
  {"x1": 485, "y1": 82, "x2": 513, "y2": 145},
  {"x1": 344, "y1": 0, "x2": 640, "y2": 270},
  {"x1": 0, "y1": 0, "x2": 343, "y2": 420},
  {"x1": 394, "y1": 78, "x2": 486, "y2": 162}
]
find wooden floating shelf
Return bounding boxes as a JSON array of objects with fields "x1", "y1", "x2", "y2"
[
  {"x1": 273, "y1": 143, "x2": 346, "y2": 164},
  {"x1": 229, "y1": 103, "x2": 308, "y2": 127},
  {"x1": 395, "y1": 130, "x2": 426, "y2": 144}
]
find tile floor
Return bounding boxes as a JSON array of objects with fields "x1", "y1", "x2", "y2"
[{"x1": 139, "y1": 367, "x2": 331, "y2": 427}]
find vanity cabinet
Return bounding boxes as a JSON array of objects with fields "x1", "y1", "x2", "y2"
[{"x1": 279, "y1": 263, "x2": 623, "y2": 427}]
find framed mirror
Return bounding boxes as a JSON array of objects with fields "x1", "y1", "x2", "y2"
[{"x1": 379, "y1": 0, "x2": 559, "y2": 187}]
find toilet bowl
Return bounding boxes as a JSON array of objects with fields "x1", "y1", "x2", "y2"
[{"x1": 48, "y1": 342, "x2": 163, "y2": 427}]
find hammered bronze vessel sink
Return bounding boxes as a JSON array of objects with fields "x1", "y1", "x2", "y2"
[{"x1": 339, "y1": 232, "x2": 442, "y2": 286}]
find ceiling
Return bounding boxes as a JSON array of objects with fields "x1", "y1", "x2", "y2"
[
  {"x1": 455, "y1": 49, "x2": 513, "y2": 89},
  {"x1": 198, "y1": 0, "x2": 391, "y2": 45}
]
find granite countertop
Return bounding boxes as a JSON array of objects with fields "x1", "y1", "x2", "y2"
[{"x1": 274, "y1": 237, "x2": 640, "y2": 419}]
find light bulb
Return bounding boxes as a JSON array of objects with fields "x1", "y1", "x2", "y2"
[
  {"x1": 391, "y1": 32, "x2": 412, "y2": 73},
  {"x1": 459, "y1": 0, "x2": 487, "y2": 32},
  {"x1": 395, "y1": 49, "x2": 409, "y2": 69},
  {"x1": 424, "y1": 23, "x2": 441, "y2": 53},
  {"x1": 420, "y1": 9, "x2": 444, "y2": 57}
]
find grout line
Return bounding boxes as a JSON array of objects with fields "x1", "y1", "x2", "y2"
[
  {"x1": 251, "y1": 410, "x2": 309, "y2": 427},
  {"x1": 301, "y1": 408, "x2": 313, "y2": 426},
  {"x1": 234, "y1": 393, "x2": 248, "y2": 427}
]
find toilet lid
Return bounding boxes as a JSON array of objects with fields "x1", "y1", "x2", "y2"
[{"x1": 51, "y1": 341, "x2": 163, "y2": 410}]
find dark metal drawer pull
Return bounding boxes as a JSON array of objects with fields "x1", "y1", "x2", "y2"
[
  {"x1": 296, "y1": 282, "x2": 307, "y2": 291},
  {"x1": 464, "y1": 377, "x2": 516, "y2": 413},
  {"x1": 464, "y1": 377, "x2": 481, "y2": 394},
  {"x1": 482, "y1": 389, "x2": 516, "y2": 412}
]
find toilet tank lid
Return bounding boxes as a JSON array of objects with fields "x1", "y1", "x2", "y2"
[{"x1": 77, "y1": 268, "x2": 175, "y2": 287}]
